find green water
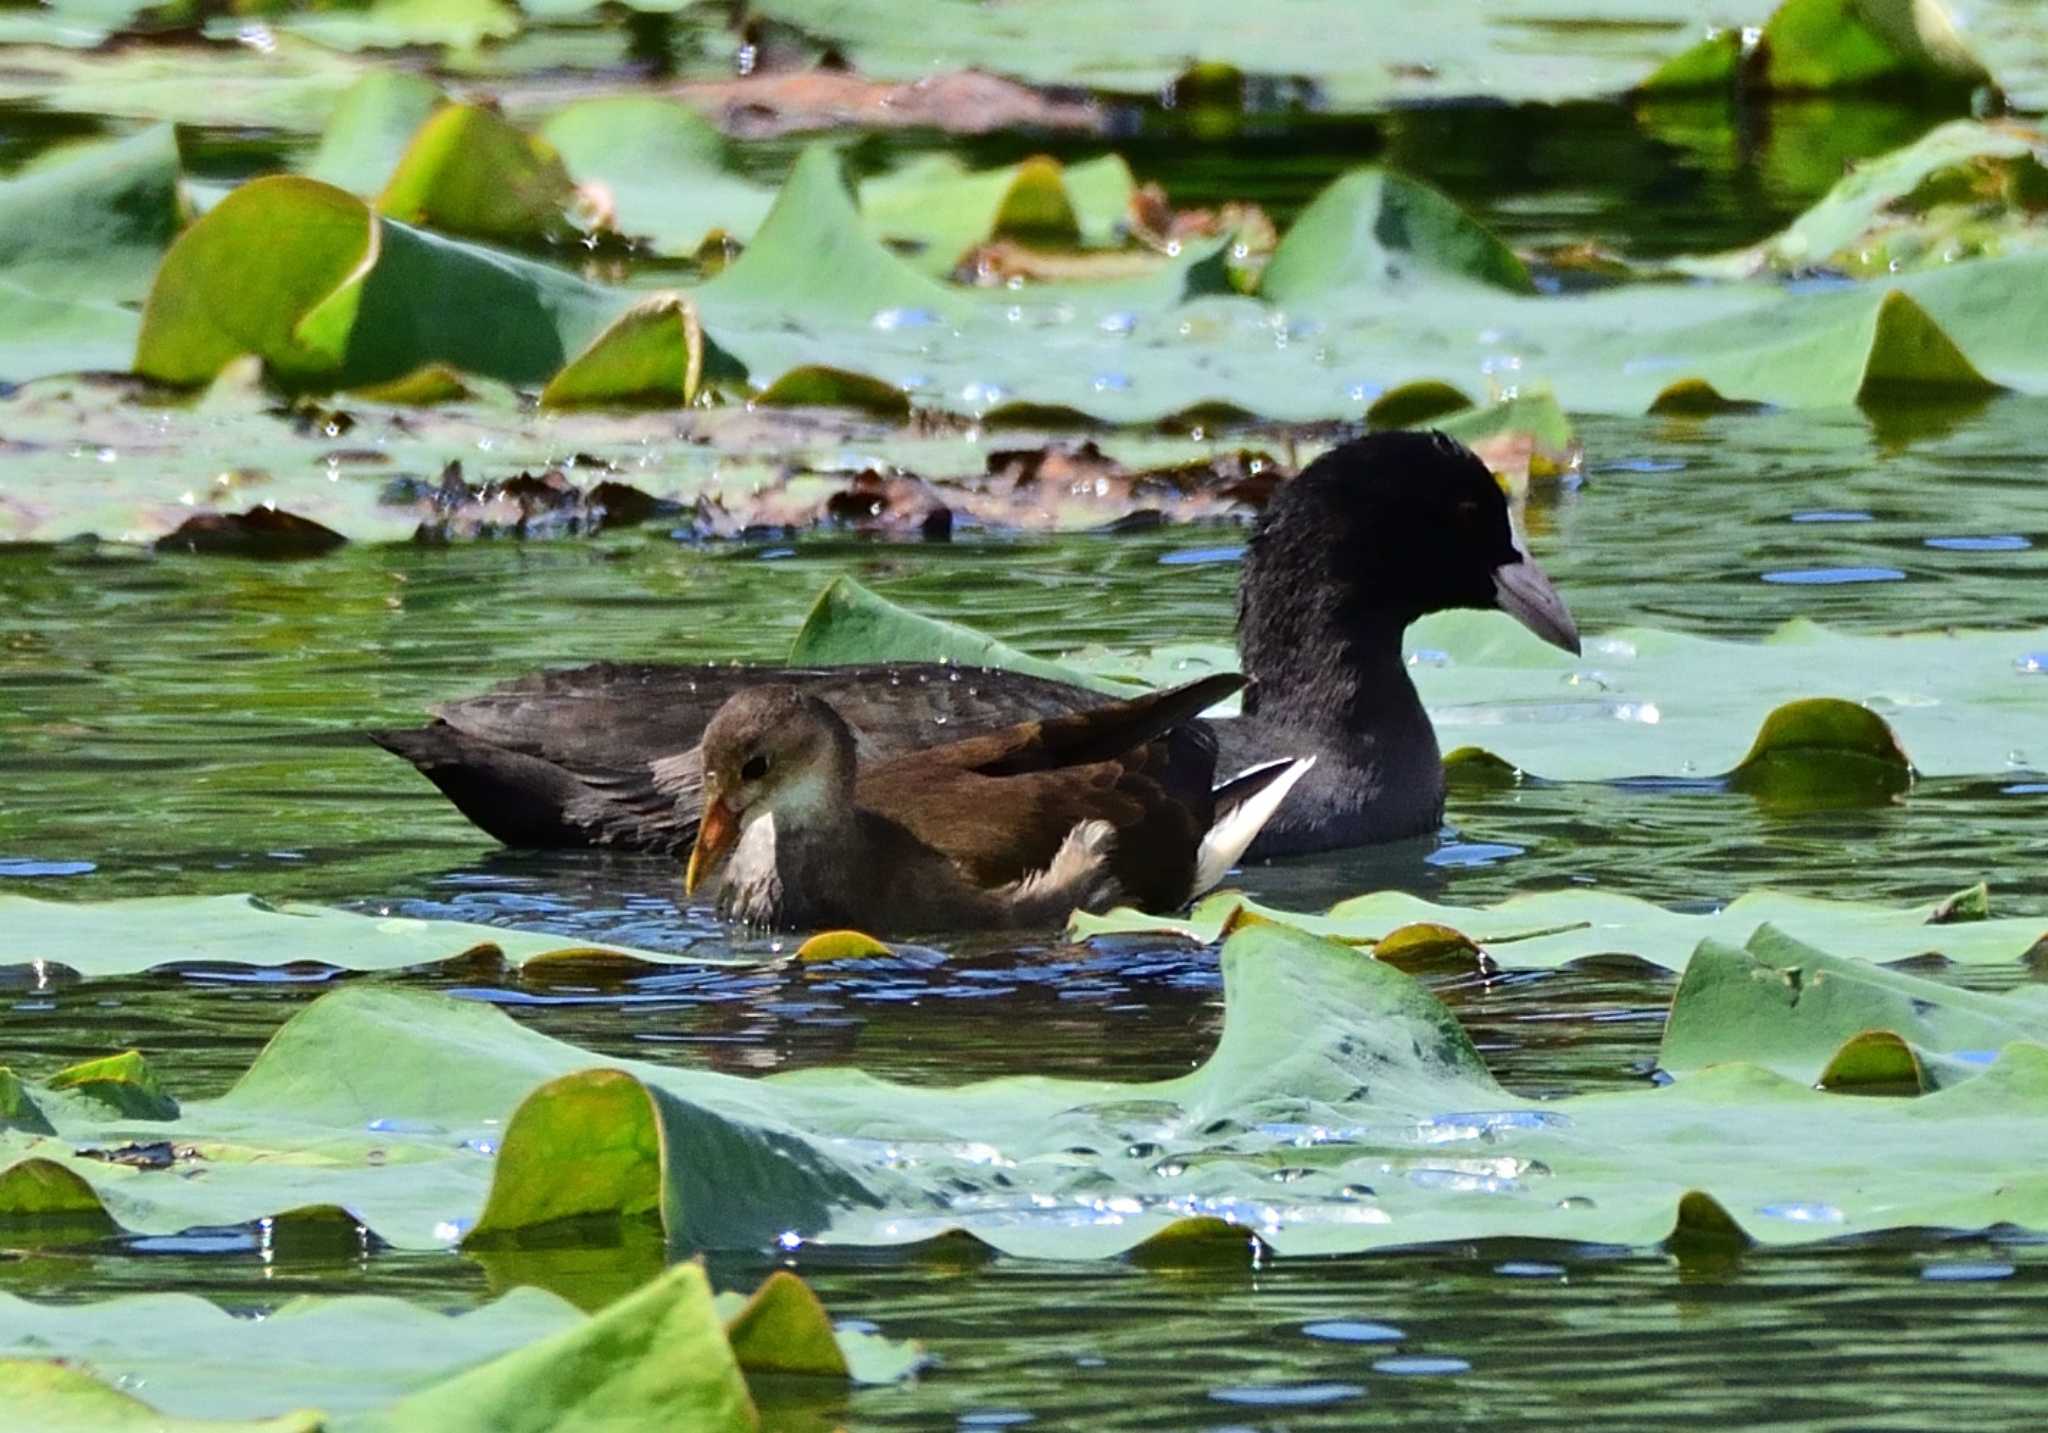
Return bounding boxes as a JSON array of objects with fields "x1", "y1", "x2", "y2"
[{"x1": 4, "y1": 398, "x2": 2048, "y2": 1425}]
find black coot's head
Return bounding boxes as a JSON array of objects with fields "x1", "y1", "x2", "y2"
[{"x1": 1238, "y1": 429, "x2": 1580, "y2": 673}]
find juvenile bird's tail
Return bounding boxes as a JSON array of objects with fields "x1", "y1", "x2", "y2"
[
  {"x1": 1192, "y1": 756, "x2": 1315, "y2": 896},
  {"x1": 997, "y1": 819, "x2": 1122, "y2": 925}
]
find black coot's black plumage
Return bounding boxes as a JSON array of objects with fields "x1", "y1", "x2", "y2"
[{"x1": 370, "y1": 430, "x2": 1579, "y2": 860}]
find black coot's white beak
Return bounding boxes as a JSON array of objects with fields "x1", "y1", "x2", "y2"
[{"x1": 1492, "y1": 539, "x2": 1581, "y2": 656}]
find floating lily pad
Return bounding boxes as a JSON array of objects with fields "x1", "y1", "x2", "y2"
[
  {"x1": 1661, "y1": 925, "x2": 2048, "y2": 1088},
  {"x1": 375, "y1": 102, "x2": 580, "y2": 245},
  {"x1": 0, "y1": 1260, "x2": 911, "y2": 1428},
  {"x1": 1678, "y1": 119, "x2": 2048, "y2": 280},
  {"x1": 1640, "y1": 0, "x2": 1988, "y2": 98},
  {"x1": 787, "y1": 577, "x2": 2048, "y2": 780},
  {"x1": 0, "y1": 893, "x2": 722, "y2": 974},
  {"x1": 135, "y1": 175, "x2": 627, "y2": 391},
  {"x1": 538, "y1": 96, "x2": 776, "y2": 257},
  {"x1": 304, "y1": 71, "x2": 449, "y2": 197},
  {"x1": 2, "y1": 923, "x2": 2046, "y2": 1263},
  {"x1": 857, "y1": 152, "x2": 1133, "y2": 275},
  {"x1": 1071, "y1": 885, "x2": 2048, "y2": 972},
  {"x1": 0, "y1": 126, "x2": 183, "y2": 382}
]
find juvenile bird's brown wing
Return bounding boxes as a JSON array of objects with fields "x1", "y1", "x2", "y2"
[
  {"x1": 854, "y1": 674, "x2": 1244, "y2": 910},
  {"x1": 371, "y1": 662, "x2": 1107, "y2": 852}
]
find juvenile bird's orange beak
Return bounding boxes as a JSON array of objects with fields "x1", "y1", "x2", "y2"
[{"x1": 685, "y1": 793, "x2": 739, "y2": 897}]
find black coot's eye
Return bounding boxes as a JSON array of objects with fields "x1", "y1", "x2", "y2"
[{"x1": 740, "y1": 754, "x2": 770, "y2": 783}]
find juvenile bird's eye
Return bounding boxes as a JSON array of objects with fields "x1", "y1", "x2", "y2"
[{"x1": 740, "y1": 754, "x2": 770, "y2": 782}]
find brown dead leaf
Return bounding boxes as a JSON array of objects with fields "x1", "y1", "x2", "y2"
[
  {"x1": 684, "y1": 68, "x2": 1101, "y2": 140},
  {"x1": 159, "y1": 506, "x2": 347, "y2": 558},
  {"x1": 388, "y1": 460, "x2": 677, "y2": 542}
]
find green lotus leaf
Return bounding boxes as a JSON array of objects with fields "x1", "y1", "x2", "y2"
[
  {"x1": 742, "y1": 0, "x2": 1787, "y2": 110},
  {"x1": 1363, "y1": 379, "x2": 1477, "y2": 429},
  {"x1": 0, "y1": 1157, "x2": 113, "y2": 1223},
  {"x1": 375, "y1": 103, "x2": 580, "y2": 245},
  {"x1": 0, "y1": 126, "x2": 183, "y2": 381},
  {"x1": 0, "y1": 1359, "x2": 319, "y2": 1433},
  {"x1": 23, "y1": 137, "x2": 2048, "y2": 416},
  {"x1": 0, "y1": 1258, "x2": 912, "y2": 1427},
  {"x1": 1261, "y1": 166, "x2": 1533, "y2": 300},
  {"x1": 0, "y1": 893, "x2": 726, "y2": 974},
  {"x1": 1641, "y1": 0, "x2": 1987, "y2": 96},
  {"x1": 46, "y1": 1049, "x2": 177, "y2": 1120},
  {"x1": 305, "y1": 70, "x2": 449, "y2": 197},
  {"x1": 272, "y1": 0, "x2": 521, "y2": 52},
  {"x1": 716, "y1": 1269, "x2": 849, "y2": 1379},
  {"x1": 858, "y1": 152, "x2": 1128, "y2": 276},
  {"x1": 751, "y1": 364, "x2": 908, "y2": 415},
  {"x1": 372, "y1": 1261, "x2": 755, "y2": 1432},
  {"x1": 781, "y1": 576, "x2": 2048, "y2": 781},
  {"x1": 540, "y1": 292, "x2": 703, "y2": 408},
  {"x1": 788, "y1": 576, "x2": 1136, "y2": 691},
  {"x1": 1725, "y1": 696, "x2": 1915, "y2": 807},
  {"x1": 1071, "y1": 884, "x2": 2048, "y2": 972},
  {"x1": 0, "y1": 34, "x2": 370, "y2": 129},
  {"x1": 135, "y1": 175, "x2": 627, "y2": 390},
  {"x1": 539, "y1": 97, "x2": 776, "y2": 257},
  {"x1": 0, "y1": 921, "x2": 2045, "y2": 1263},
  {"x1": 1660, "y1": 925, "x2": 2048, "y2": 1086},
  {"x1": 136, "y1": 176, "x2": 378, "y2": 387},
  {"x1": 1678, "y1": 119, "x2": 2048, "y2": 280},
  {"x1": 0, "y1": 1072, "x2": 52, "y2": 1136}
]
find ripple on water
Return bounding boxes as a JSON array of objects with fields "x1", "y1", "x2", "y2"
[
  {"x1": 1924, "y1": 535, "x2": 2030, "y2": 552},
  {"x1": 1209, "y1": 1382, "x2": 1364, "y2": 1407},
  {"x1": 0, "y1": 858, "x2": 95, "y2": 877},
  {"x1": 1302, "y1": 1320, "x2": 1403, "y2": 1343},
  {"x1": 1425, "y1": 841, "x2": 1523, "y2": 869},
  {"x1": 1920, "y1": 1262, "x2": 2016, "y2": 1282},
  {"x1": 1760, "y1": 567, "x2": 1906, "y2": 585},
  {"x1": 1373, "y1": 1355, "x2": 1471, "y2": 1376},
  {"x1": 1757, "y1": 1201, "x2": 1846, "y2": 1225},
  {"x1": 1157, "y1": 545, "x2": 1245, "y2": 567}
]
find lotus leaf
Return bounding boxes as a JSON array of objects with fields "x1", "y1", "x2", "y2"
[
  {"x1": 0, "y1": 893, "x2": 727, "y2": 974},
  {"x1": 375, "y1": 103, "x2": 580, "y2": 245},
  {"x1": 1069, "y1": 885, "x2": 2048, "y2": 971},
  {"x1": 787, "y1": 578, "x2": 2048, "y2": 779},
  {"x1": 1, "y1": 923, "x2": 2045, "y2": 1262},
  {"x1": 538, "y1": 97, "x2": 777, "y2": 257},
  {"x1": 135, "y1": 175, "x2": 628, "y2": 391},
  {"x1": 0, "y1": 1260, "x2": 910, "y2": 1428},
  {"x1": 1661, "y1": 925, "x2": 2048, "y2": 1088},
  {"x1": 1677, "y1": 119, "x2": 2048, "y2": 279},
  {"x1": 0, "y1": 127, "x2": 183, "y2": 382}
]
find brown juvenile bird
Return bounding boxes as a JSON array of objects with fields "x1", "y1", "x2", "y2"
[{"x1": 683, "y1": 673, "x2": 1308, "y2": 933}]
